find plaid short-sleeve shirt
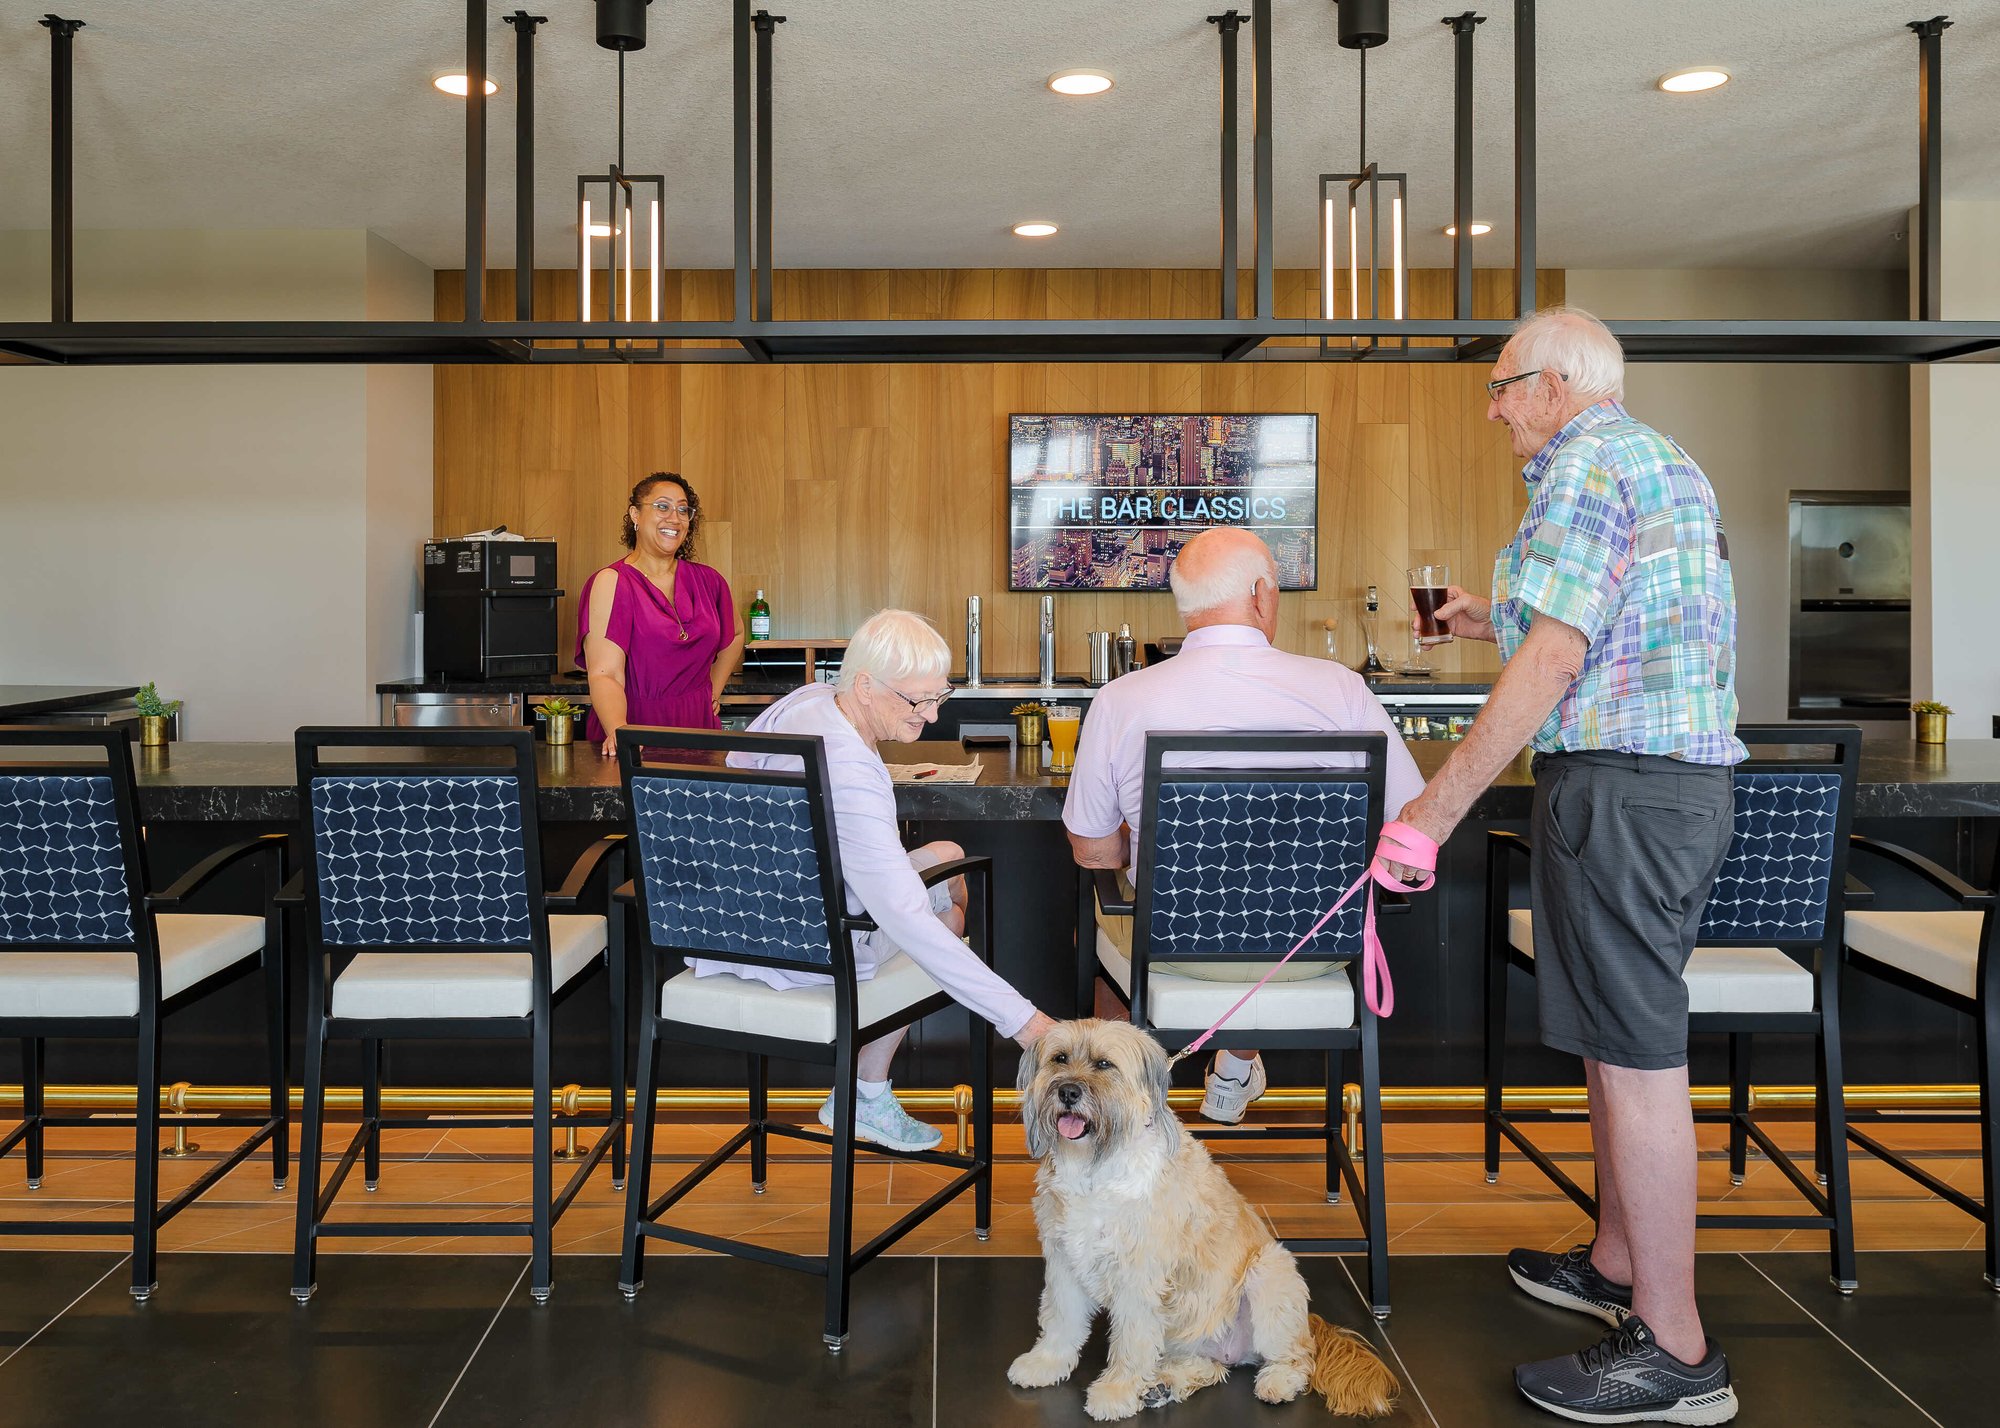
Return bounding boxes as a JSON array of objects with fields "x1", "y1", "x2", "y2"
[{"x1": 1492, "y1": 401, "x2": 1745, "y2": 765}]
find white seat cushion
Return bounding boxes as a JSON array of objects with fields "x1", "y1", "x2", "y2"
[
  {"x1": 0, "y1": 913, "x2": 265, "y2": 1019},
  {"x1": 1095, "y1": 925, "x2": 1355, "y2": 1031},
  {"x1": 329, "y1": 914, "x2": 606, "y2": 1020},
  {"x1": 662, "y1": 951, "x2": 944, "y2": 1043},
  {"x1": 1845, "y1": 910, "x2": 1984, "y2": 1002},
  {"x1": 1506, "y1": 909, "x2": 1813, "y2": 1015}
]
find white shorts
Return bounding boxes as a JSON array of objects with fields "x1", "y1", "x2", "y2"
[{"x1": 856, "y1": 848, "x2": 956, "y2": 969}]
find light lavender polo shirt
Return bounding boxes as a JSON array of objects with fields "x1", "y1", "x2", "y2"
[{"x1": 1062, "y1": 623, "x2": 1426, "y2": 880}]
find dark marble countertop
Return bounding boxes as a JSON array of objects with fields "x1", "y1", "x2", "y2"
[
  {"x1": 0, "y1": 684, "x2": 142, "y2": 719},
  {"x1": 113, "y1": 736, "x2": 2000, "y2": 824},
  {"x1": 1367, "y1": 678, "x2": 1493, "y2": 696},
  {"x1": 376, "y1": 674, "x2": 588, "y2": 695}
]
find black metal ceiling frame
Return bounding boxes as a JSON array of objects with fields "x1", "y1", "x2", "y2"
[{"x1": 3, "y1": 2, "x2": 1994, "y2": 368}]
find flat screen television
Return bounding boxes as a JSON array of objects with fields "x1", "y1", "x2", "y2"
[{"x1": 1008, "y1": 413, "x2": 1318, "y2": 592}]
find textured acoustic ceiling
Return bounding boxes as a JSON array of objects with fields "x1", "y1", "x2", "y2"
[{"x1": 0, "y1": 0, "x2": 1995, "y2": 274}]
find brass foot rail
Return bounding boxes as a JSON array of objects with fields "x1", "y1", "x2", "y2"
[{"x1": 2, "y1": 1083, "x2": 1977, "y2": 1158}]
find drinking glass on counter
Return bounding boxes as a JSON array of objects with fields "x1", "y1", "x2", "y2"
[{"x1": 1045, "y1": 705, "x2": 1081, "y2": 774}]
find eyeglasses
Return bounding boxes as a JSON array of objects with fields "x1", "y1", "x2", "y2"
[
  {"x1": 884, "y1": 683, "x2": 953, "y2": 715},
  {"x1": 1486, "y1": 368, "x2": 1566, "y2": 398},
  {"x1": 638, "y1": 499, "x2": 693, "y2": 518}
]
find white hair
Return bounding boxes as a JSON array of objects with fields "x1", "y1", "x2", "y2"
[
  {"x1": 1509, "y1": 306, "x2": 1625, "y2": 404},
  {"x1": 837, "y1": 608, "x2": 950, "y2": 693},
  {"x1": 1167, "y1": 530, "x2": 1277, "y2": 618}
]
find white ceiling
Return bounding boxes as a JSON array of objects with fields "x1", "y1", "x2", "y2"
[{"x1": 1, "y1": 0, "x2": 1997, "y2": 274}]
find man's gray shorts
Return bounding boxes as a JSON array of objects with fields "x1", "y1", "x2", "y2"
[{"x1": 1528, "y1": 750, "x2": 1734, "y2": 1071}]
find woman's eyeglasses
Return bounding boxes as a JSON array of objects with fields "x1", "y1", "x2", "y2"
[
  {"x1": 885, "y1": 684, "x2": 953, "y2": 715},
  {"x1": 639, "y1": 500, "x2": 693, "y2": 517}
]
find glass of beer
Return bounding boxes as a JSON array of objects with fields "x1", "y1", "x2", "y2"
[
  {"x1": 1408, "y1": 563, "x2": 1453, "y2": 643},
  {"x1": 1045, "y1": 705, "x2": 1082, "y2": 774}
]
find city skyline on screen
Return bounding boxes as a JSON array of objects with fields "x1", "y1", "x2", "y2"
[{"x1": 1008, "y1": 413, "x2": 1319, "y2": 592}]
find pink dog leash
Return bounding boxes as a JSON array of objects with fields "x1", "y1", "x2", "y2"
[{"x1": 1166, "y1": 821, "x2": 1439, "y2": 1069}]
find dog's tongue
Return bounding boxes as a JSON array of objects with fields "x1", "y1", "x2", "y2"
[{"x1": 1057, "y1": 1113, "x2": 1089, "y2": 1140}]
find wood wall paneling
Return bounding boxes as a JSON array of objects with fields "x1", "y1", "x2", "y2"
[{"x1": 434, "y1": 268, "x2": 1561, "y2": 676}]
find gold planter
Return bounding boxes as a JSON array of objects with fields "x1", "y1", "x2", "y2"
[
  {"x1": 139, "y1": 715, "x2": 170, "y2": 747},
  {"x1": 1916, "y1": 711, "x2": 1947, "y2": 745},
  {"x1": 543, "y1": 713, "x2": 575, "y2": 746},
  {"x1": 1013, "y1": 710, "x2": 1044, "y2": 749}
]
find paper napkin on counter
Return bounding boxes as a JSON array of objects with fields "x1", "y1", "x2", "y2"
[{"x1": 885, "y1": 760, "x2": 983, "y2": 785}]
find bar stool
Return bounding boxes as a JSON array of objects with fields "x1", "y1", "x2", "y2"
[
  {"x1": 1081, "y1": 731, "x2": 1398, "y2": 1317},
  {"x1": 286, "y1": 727, "x2": 625, "y2": 1305},
  {"x1": 613, "y1": 726, "x2": 994, "y2": 1351},
  {"x1": 1485, "y1": 725, "x2": 1863, "y2": 1290},
  {"x1": 1842, "y1": 835, "x2": 1999, "y2": 1287},
  {"x1": 0, "y1": 726, "x2": 287, "y2": 1300}
]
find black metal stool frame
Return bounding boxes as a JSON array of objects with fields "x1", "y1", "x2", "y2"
[
  {"x1": 1080, "y1": 731, "x2": 1400, "y2": 1318},
  {"x1": 1483, "y1": 724, "x2": 1863, "y2": 1291},
  {"x1": 1840, "y1": 834, "x2": 1999, "y2": 1287},
  {"x1": 612, "y1": 726, "x2": 993, "y2": 1352},
  {"x1": 285, "y1": 727, "x2": 626, "y2": 1305},
  {"x1": 0, "y1": 726, "x2": 287, "y2": 1300}
]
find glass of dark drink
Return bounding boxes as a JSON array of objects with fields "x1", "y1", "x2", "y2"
[{"x1": 1408, "y1": 563, "x2": 1453, "y2": 651}]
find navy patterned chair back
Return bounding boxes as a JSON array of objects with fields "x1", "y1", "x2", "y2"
[
  {"x1": 294, "y1": 729, "x2": 545, "y2": 953},
  {"x1": 0, "y1": 728, "x2": 145, "y2": 950},
  {"x1": 1133, "y1": 732, "x2": 1387, "y2": 966},
  {"x1": 616, "y1": 727, "x2": 846, "y2": 975},
  {"x1": 1697, "y1": 725, "x2": 1861, "y2": 948}
]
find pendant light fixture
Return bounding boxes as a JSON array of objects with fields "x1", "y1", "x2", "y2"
[
  {"x1": 1318, "y1": 0, "x2": 1407, "y2": 352},
  {"x1": 578, "y1": 0, "x2": 665, "y2": 345}
]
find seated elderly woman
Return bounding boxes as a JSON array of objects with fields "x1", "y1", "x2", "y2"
[{"x1": 690, "y1": 608, "x2": 1055, "y2": 1152}]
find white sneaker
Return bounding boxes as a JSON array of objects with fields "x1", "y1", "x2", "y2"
[
  {"x1": 817, "y1": 1088, "x2": 943, "y2": 1152},
  {"x1": 1199, "y1": 1054, "x2": 1268, "y2": 1124}
]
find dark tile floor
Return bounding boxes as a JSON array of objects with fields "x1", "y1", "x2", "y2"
[{"x1": 0, "y1": 1249, "x2": 1992, "y2": 1427}]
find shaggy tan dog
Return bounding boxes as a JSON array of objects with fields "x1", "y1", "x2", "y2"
[{"x1": 1009, "y1": 1020, "x2": 1400, "y2": 1422}]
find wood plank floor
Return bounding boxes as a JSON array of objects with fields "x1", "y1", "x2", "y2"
[{"x1": 0, "y1": 1112, "x2": 1987, "y2": 1261}]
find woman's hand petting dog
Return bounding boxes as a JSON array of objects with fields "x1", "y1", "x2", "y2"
[{"x1": 1009, "y1": 1020, "x2": 1399, "y2": 1421}]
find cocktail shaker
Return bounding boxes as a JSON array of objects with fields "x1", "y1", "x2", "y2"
[
  {"x1": 964, "y1": 596, "x2": 983, "y2": 687},
  {"x1": 1038, "y1": 595, "x2": 1057, "y2": 687},
  {"x1": 1113, "y1": 622, "x2": 1136, "y2": 677}
]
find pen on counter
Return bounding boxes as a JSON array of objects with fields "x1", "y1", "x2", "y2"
[{"x1": 913, "y1": 767, "x2": 939, "y2": 779}]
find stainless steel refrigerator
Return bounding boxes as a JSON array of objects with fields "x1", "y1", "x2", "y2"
[{"x1": 1787, "y1": 491, "x2": 1911, "y2": 721}]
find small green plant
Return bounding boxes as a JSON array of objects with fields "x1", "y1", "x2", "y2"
[
  {"x1": 538, "y1": 697, "x2": 583, "y2": 720},
  {"x1": 1911, "y1": 700, "x2": 1954, "y2": 716},
  {"x1": 1009, "y1": 702, "x2": 1046, "y2": 717},
  {"x1": 134, "y1": 682, "x2": 182, "y2": 718}
]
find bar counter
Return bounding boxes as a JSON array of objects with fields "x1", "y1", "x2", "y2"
[
  {"x1": 120, "y1": 735, "x2": 2000, "y2": 823},
  {"x1": 37, "y1": 735, "x2": 1998, "y2": 1093}
]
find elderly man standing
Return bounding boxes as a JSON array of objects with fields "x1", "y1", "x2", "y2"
[
  {"x1": 1062, "y1": 526, "x2": 1424, "y2": 1123},
  {"x1": 1393, "y1": 308, "x2": 1744, "y2": 1424}
]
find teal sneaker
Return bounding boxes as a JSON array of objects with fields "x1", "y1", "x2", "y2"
[{"x1": 818, "y1": 1088, "x2": 943, "y2": 1152}]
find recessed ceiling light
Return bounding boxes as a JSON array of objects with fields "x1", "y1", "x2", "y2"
[
  {"x1": 1443, "y1": 222, "x2": 1493, "y2": 237},
  {"x1": 1013, "y1": 221, "x2": 1059, "y2": 238},
  {"x1": 432, "y1": 71, "x2": 499, "y2": 97},
  {"x1": 1048, "y1": 70, "x2": 1113, "y2": 97},
  {"x1": 1657, "y1": 66, "x2": 1729, "y2": 94}
]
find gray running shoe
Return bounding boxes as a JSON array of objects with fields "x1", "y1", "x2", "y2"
[
  {"x1": 1516, "y1": 1315, "x2": 1737, "y2": 1425},
  {"x1": 1509, "y1": 1242, "x2": 1635, "y2": 1326}
]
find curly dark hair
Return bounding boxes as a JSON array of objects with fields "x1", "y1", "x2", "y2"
[{"x1": 620, "y1": 472, "x2": 702, "y2": 563}]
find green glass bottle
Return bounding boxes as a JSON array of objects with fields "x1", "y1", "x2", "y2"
[{"x1": 748, "y1": 589, "x2": 771, "y2": 641}]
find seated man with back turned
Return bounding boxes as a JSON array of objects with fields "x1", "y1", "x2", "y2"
[{"x1": 1062, "y1": 527, "x2": 1425, "y2": 1122}]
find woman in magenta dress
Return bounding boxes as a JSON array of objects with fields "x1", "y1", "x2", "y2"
[{"x1": 579, "y1": 472, "x2": 745, "y2": 756}]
